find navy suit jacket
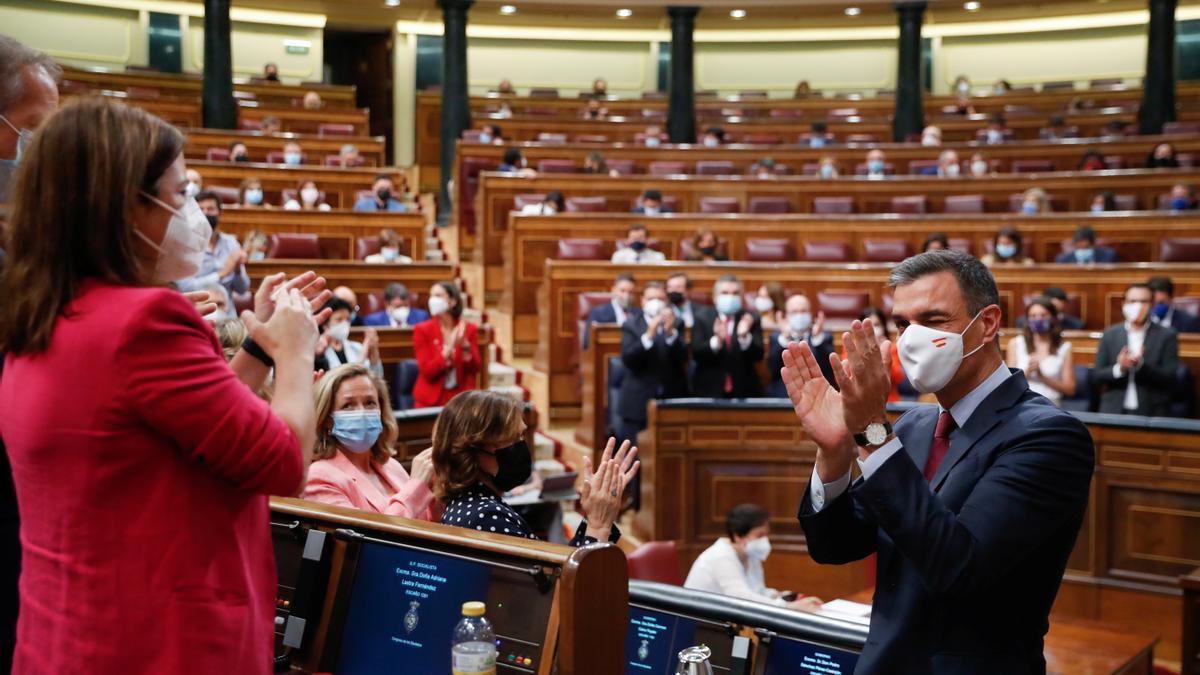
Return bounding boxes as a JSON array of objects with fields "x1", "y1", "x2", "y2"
[
  {"x1": 767, "y1": 331, "x2": 835, "y2": 397},
  {"x1": 363, "y1": 308, "x2": 430, "y2": 327},
  {"x1": 799, "y1": 371, "x2": 1094, "y2": 674},
  {"x1": 1166, "y1": 309, "x2": 1200, "y2": 334},
  {"x1": 1053, "y1": 246, "x2": 1118, "y2": 264},
  {"x1": 616, "y1": 312, "x2": 689, "y2": 422},
  {"x1": 582, "y1": 302, "x2": 624, "y2": 350}
]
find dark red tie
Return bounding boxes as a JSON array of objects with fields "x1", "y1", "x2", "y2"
[
  {"x1": 924, "y1": 411, "x2": 957, "y2": 482},
  {"x1": 723, "y1": 317, "x2": 734, "y2": 394}
]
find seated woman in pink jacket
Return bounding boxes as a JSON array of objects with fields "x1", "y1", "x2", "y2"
[{"x1": 304, "y1": 364, "x2": 440, "y2": 519}]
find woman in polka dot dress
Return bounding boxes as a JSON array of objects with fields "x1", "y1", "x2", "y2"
[{"x1": 431, "y1": 390, "x2": 639, "y2": 546}]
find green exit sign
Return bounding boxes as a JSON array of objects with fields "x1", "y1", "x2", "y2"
[{"x1": 284, "y1": 40, "x2": 310, "y2": 55}]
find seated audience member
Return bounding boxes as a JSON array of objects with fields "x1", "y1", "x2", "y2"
[
  {"x1": 282, "y1": 141, "x2": 304, "y2": 166},
  {"x1": 951, "y1": 94, "x2": 976, "y2": 116},
  {"x1": 767, "y1": 294, "x2": 832, "y2": 396},
  {"x1": 175, "y1": 191, "x2": 249, "y2": 302},
  {"x1": 434, "y1": 392, "x2": 637, "y2": 546},
  {"x1": 1146, "y1": 142, "x2": 1179, "y2": 169},
  {"x1": 1101, "y1": 121, "x2": 1127, "y2": 139},
  {"x1": 920, "y1": 125, "x2": 942, "y2": 147},
  {"x1": 333, "y1": 286, "x2": 363, "y2": 325},
  {"x1": 185, "y1": 168, "x2": 203, "y2": 197},
  {"x1": 864, "y1": 148, "x2": 888, "y2": 178},
  {"x1": 1007, "y1": 298, "x2": 1076, "y2": 407},
  {"x1": 1077, "y1": 149, "x2": 1106, "y2": 172},
  {"x1": 923, "y1": 149, "x2": 960, "y2": 177},
  {"x1": 303, "y1": 365, "x2": 439, "y2": 519},
  {"x1": 243, "y1": 229, "x2": 269, "y2": 261},
  {"x1": 794, "y1": 80, "x2": 812, "y2": 98},
  {"x1": 1167, "y1": 182, "x2": 1197, "y2": 211},
  {"x1": 494, "y1": 102, "x2": 514, "y2": 119},
  {"x1": 666, "y1": 272, "x2": 701, "y2": 328},
  {"x1": 612, "y1": 224, "x2": 667, "y2": 264},
  {"x1": 1055, "y1": 225, "x2": 1118, "y2": 263},
  {"x1": 1037, "y1": 286, "x2": 1085, "y2": 330},
  {"x1": 632, "y1": 189, "x2": 671, "y2": 215},
  {"x1": 477, "y1": 123, "x2": 503, "y2": 144},
  {"x1": 817, "y1": 156, "x2": 839, "y2": 179},
  {"x1": 984, "y1": 114, "x2": 1008, "y2": 144},
  {"x1": 953, "y1": 74, "x2": 971, "y2": 96},
  {"x1": 968, "y1": 152, "x2": 991, "y2": 177},
  {"x1": 228, "y1": 141, "x2": 249, "y2": 162},
  {"x1": 212, "y1": 317, "x2": 247, "y2": 362},
  {"x1": 583, "y1": 274, "x2": 636, "y2": 349},
  {"x1": 583, "y1": 151, "x2": 618, "y2": 176},
  {"x1": 496, "y1": 79, "x2": 515, "y2": 94},
  {"x1": 857, "y1": 306, "x2": 904, "y2": 402},
  {"x1": 754, "y1": 282, "x2": 788, "y2": 333},
  {"x1": 808, "y1": 121, "x2": 829, "y2": 148},
  {"x1": 1090, "y1": 190, "x2": 1117, "y2": 213},
  {"x1": 262, "y1": 62, "x2": 280, "y2": 82},
  {"x1": 199, "y1": 283, "x2": 231, "y2": 322},
  {"x1": 237, "y1": 178, "x2": 267, "y2": 208},
  {"x1": 581, "y1": 98, "x2": 608, "y2": 120},
  {"x1": 1148, "y1": 276, "x2": 1200, "y2": 333},
  {"x1": 413, "y1": 281, "x2": 480, "y2": 408},
  {"x1": 642, "y1": 125, "x2": 664, "y2": 147},
  {"x1": 1019, "y1": 187, "x2": 1051, "y2": 215},
  {"x1": 692, "y1": 275, "x2": 764, "y2": 398},
  {"x1": 260, "y1": 115, "x2": 283, "y2": 134},
  {"x1": 364, "y1": 282, "x2": 429, "y2": 328},
  {"x1": 363, "y1": 229, "x2": 413, "y2": 264},
  {"x1": 355, "y1": 173, "x2": 412, "y2": 212},
  {"x1": 318, "y1": 297, "x2": 383, "y2": 377},
  {"x1": 285, "y1": 179, "x2": 331, "y2": 211},
  {"x1": 683, "y1": 228, "x2": 728, "y2": 262},
  {"x1": 1094, "y1": 283, "x2": 1180, "y2": 416},
  {"x1": 615, "y1": 282, "x2": 689, "y2": 446},
  {"x1": 302, "y1": 91, "x2": 323, "y2": 110},
  {"x1": 1041, "y1": 115, "x2": 1073, "y2": 140},
  {"x1": 685, "y1": 504, "x2": 822, "y2": 611},
  {"x1": 520, "y1": 190, "x2": 564, "y2": 215},
  {"x1": 701, "y1": 126, "x2": 726, "y2": 147},
  {"x1": 497, "y1": 147, "x2": 527, "y2": 173},
  {"x1": 338, "y1": 144, "x2": 362, "y2": 166},
  {"x1": 591, "y1": 77, "x2": 608, "y2": 97},
  {"x1": 980, "y1": 226, "x2": 1034, "y2": 266},
  {"x1": 751, "y1": 158, "x2": 777, "y2": 179},
  {"x1": 922, "y1": 232, "x2": 949, "y2": 252},
  {"x1": 993, "y1": 78, "x2": 1012, "y2": 94}
]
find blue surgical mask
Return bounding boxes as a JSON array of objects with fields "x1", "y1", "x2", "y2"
[
  {"x1": 810, "y1": 137, "x2": 826, "y2": 148},
  {"x1": 995, "y1": 242, "x2": 1018, "y2": 259},
  {"x1": 1090, "y1": 203, "x2": 1105, "y2": 213},
  {"x1": 1028, "y1": 318, "x2": 1052, "y2": 334},
  {"x1": 331, "y1": 409, "x2": 383, "y2": 453},
  {"x1": 478, "y1": 132, "x2": 492, "y2": 144},
  {"x1": 715, "y1": 294, "x2": 742, "y2": 316},
  {"x1": 1073, "y1": 247, "x2": 1094, "y2": 263},
  {"x1": 284, "y1": 152, "x2": 303, "y2": 166},
  {"x1": 1171, "y1": 197, "x2": 1190, "y2": 211},
  {"x1": 1151, "y1": 302, "x2": 1171, "y2": 320},
  {"x1": 819, "y1": 164, "x2": 836, "y2": 179},
  {"x1": 1022, "y1": 202, "x2": 1039, "y2": 215},
  {"x1": 245, "y1": 188, "x2": 264, "y2": 205},
  {"x1": 867, "y1": 159, "x2": 885, "y2": 174}
]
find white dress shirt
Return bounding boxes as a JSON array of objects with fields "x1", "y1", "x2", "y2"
[
  {"x1": 708, "y1": 313, "x2": 754, "y2": 353},
  {"x1": 683, "y1": 537, "x2": 785, "y2": 606},
  {"x1": 611, "y1": 247, "x2": 666, "y2": 264},
  {"x1": 675, "y1": 301, "x2": 696, "y2": 328},
  {"x1": 809, "y1": 363, "x2": 1012, "y2": 512},
  {"x1": 1114, "y1": 321, "x2": 1147, "y2": 411},
  {"x1": 610, "y1": 299, "x2": 628, "y2": 325},
  {"x1": 639, "y1": 311, "x2": 679, "y2": 350}
]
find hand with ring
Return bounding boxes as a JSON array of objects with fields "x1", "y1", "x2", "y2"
[{"x1": 579, "y1": 437, "x2": 640, "y2": 540}]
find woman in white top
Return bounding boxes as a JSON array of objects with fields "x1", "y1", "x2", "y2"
[
  {"x1": 1007, "y1": 297, "x2": 1076, "y2": 405},
  {"x1": 318, "y1": 297, "x2": 384, "y2": 378},
  {"x1": 684, "y1": 504, "x2": 822, "y2": 611}
]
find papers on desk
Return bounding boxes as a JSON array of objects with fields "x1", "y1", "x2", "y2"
[{"x1": 816, "y1": 599, "x2": 872, "y2": 626}]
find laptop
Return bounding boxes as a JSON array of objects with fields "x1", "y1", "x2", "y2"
[{"x1": 504, "y1": 471, "x2": 580, "y2": 506}]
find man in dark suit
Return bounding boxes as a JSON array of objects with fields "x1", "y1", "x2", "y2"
[
  {"x1": 614, "y1": 282, "x2": 689, "y2": 447},
  {"x1": 783, "y1": 250, "x2": 1093, "y2": 674},
  {"x1": 1053, "y1": 225, "x2": 1119, "y2": 264},
  {"x1": 767, "y1": 293, "x2": 833, "y2": 397},
  {"x1": 363, "y1": 282, "x2": 430, "y2": 328},
  {"x1": 1093, "y1": 282, "x2": 1180, "y2": 416},
  {"x1": 691, "y1": 274, "x2": 764, "y2": 398},
  {"x1": 582, "y1": 273, "x2": 636, "y2": 349},
  {"x1": 1148, "y1": 275, "x2": 1200, "y2": 334}
]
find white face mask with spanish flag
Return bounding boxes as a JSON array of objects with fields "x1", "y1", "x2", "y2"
[{"x1": 897, "y1": 310, "x2": 985, "y2": 394}]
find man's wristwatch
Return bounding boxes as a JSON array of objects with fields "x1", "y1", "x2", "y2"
[{"x1": 854, "y1": 420, "x2": 893, "y2": 448}]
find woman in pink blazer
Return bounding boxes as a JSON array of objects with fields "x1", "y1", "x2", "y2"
[
  {"x1": 304, "y1": 364, "x2": 440, "y2": 520},
  {"x1": 0, "y1": 99, "x2": 323, "y2": 674}
]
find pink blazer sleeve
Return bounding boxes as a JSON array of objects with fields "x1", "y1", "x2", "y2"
[
  {"x1": 117, "y1": 289, "x2": 304, "y2": 496},
  {"x1": 383, "y1": 460, "x2": 437, "y2": 520},
  {"x1": 301, "y1": 464, "x2": 360, "y2": 510}
]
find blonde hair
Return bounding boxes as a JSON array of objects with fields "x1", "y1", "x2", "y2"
[
  {"x1": 213, "y1": 318, "x2": 246, "y2": 363},
  {"x1": 313, "y1": 364, "x2": 399, "y2": 464}
]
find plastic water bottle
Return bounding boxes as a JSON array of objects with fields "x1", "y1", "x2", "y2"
[{"x1": 452, "y1": 601, "x2": 497, "y2": 675}]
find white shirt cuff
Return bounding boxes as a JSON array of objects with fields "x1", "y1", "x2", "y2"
[
  {"x1": 856, "y1": 437, "x2": 904, "y2": 481},
  {"x1": 709, "y1": 335, "x2": 721, "y2": 352},
  {"x1": 777, "y1": 333, "x2": 792, "y2": 349},
  {"x1": 808, "y1": 466, "x2": 851, "y2": 513},
  {"x1": 664, "y1": 332, "x2": 678, "y2": 345},
  {"x1": 737, "y1": 333, "x2": 754, "y2": 350},
  {"x1": 641, "y1": 334, "x2": 655, "y2": 350},
  {"x1": 809, "y1": 332, "x2": 827, "y2": 347},
  {"x1": 1113, "y1": 363, "x2": 1124, "y2": 378}
]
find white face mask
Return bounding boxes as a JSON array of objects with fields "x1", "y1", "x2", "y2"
[
  {"x1": 300, "y1": 187, "x2": 320, "y2": 205},
  {"x1": 971, "y1": 160, "x2": 988, "y2": 177},
  {"x1": 327, "y1": 320, "x2": 351, "y2": 343},
  {"x1": 703, "y1": 137, "x2": 719, "y2": 148},
  {"x1": 643, "y1": 206, "x2": 660, "y2": 216},
  {"x1": 380, "y1": 246, "x2": 400, "y2": 262},
  {"x1": 921, "y1": 134, "x2": 940, "y2": 146},
  {"x1": 643, "y1": 298, "x2": 666, "y2": 318},
  {"x1": 244, "y1": 188, "x2": 264, "y2": 205},
  {"x1": 986, "y1": 129, "x2": 1004, "y2": 144},
  {"x1": 135, "y1": 193, "x2": 212, "y2": 283},
  {"x1": 744, "y1": 537, "x2": 771, "y2": 561},
  {"x1": 185, "y1": 181, "x2": 200, "y2": 198},
  {"x1": 943, "y1": 163, "x2": 961, "y2": 178},
  {"x1": 644, "y1": 137, "x2": 661, "y2": 148},
  {"x1": 897, "y1": 310, "x2": 986, "y2": 394},
  {"x1": 1123, "y1": 302, "x2": 1146, "y2": 324},
  {"x1": 788, "y1": 312, "x2": 813, "y2": 334},
  {"x1": 428, "y1": 296, "x2": 450, "y2": 317},
  {"x1": 391, "y1": 306, "x2": 410, "y2": 324},
  {"x1": 754, "y1": 296, "x2": 774, "y2": 314}
]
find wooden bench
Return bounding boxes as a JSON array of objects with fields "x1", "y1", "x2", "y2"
[
  {"x1": 493, "y1": 211, "x2": 1200, "y2": 328},
  {"x1": 62, "y1": 66, "x2": 357, "y2": 106},
  {"x1": 184, "y1": 128, "x2": 386, "y2": 166},
  {"x1": 244, "y1": 260, "x2": 457, "y2": 305},
  {"x1": 639, "y1": 398, "x2": 1198, "y2": 661},
  {"x1": 188, "y1": 160, "x2": 408, "y2": 210},
  {"x1": 468, "y1": 168, "x2": 1200, "y2": 258},
  {"x1": 219, "y1": 210, "x2": 435, "y2": 262},
  {"x1": 536, "y1": 261, "x2": 1200, "y2": 417}
]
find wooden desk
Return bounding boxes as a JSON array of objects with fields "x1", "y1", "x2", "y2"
[
  {"x1": 219, "y1": 210, "x2": 435, "y2": 262},
  {"x1": 538, "y1": 261, "x2": 1200, "y2": 417},
  {"x1": 467, "y1": 169, "x2": 1200, "y2": 258},
  {"x1": 639, "y1": 399, "x2": 1198, "y2": 660},
  {"x1": 244, "y1": 260, "x2": 457, "y2": 304},
  {"x1": 184, "y1": 128, "x2": 386, "y2": 167},
  {"x1": 63, "y1": 66, "x2": 357, "y2": 106},
  {"x1": 188, "y1": 160, "x2": 407, "y2": 210},
  {"x1": 494, "y1": 210, "x2": 1200, "y2": 323},
  {"x1": 1182, "y1": 567, "x2": 1200, "y2": 675}
]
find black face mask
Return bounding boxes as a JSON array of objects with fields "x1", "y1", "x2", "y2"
[
  {"x1": 667, "y1": 291, "x2": 685, "y2": 306},
  {"x1": 377, "y1": 189, "x2": 392, "y2": 202},
  {"x1": 699, "y1": 246, "x2": 716, "y2": 257},
  {"x1": 265, "y1": 73, "x2": 279, "y2": 82},
  {"x1": 234, "y1": 154, "x2": 250, "y2": 162},
  {"x1": 630, "y1": 240, "x2": 647, "y2": 252},
  {"x1": 205, "y1": 214, "x2": 219, "y2": 230},
  {"x1": 489, "y1": 439, "x2": 532, "y2": 492}
]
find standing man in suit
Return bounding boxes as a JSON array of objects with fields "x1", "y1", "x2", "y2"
[
  {"x1": 767, "y1": 294, "x2": 833, "y2": 396},
  {"x1": 363, "y1": 282, "x2": 430, "y2": 328},
  {"x1": 1148, "y1": 276, "x2": 1200, "y2": 334},
  {"x1": 1093, "y1": 282, "x2": 1180, "y2": 416},
  {"x1": 666, "y1": 272, "x2": 703, "y2": 329},
  {"x1": 783, "y1": 250, "x2": 1093, "y2": 674},
  {"x1": 582, "y1": 273, "x2": 636, "y2": 349},
  {"x1": 692, "y1": 274, "x2": 764, "y2": 398}
]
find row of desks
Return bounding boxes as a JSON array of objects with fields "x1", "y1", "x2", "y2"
[
  {"x1": 219, "y1": 210, "x2": 436, "y2": 262},
  {"x1": 184, "y1": 128, "x2": 387, "y2": 167},
  {"x1": 63, "y1": 66, "x2": 357, "y2": 106},
  {"x1": 190, "y1": 160, "x2": 404, "y2": 209}
]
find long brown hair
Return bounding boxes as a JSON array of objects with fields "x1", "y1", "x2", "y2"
[
  {"x1": 1022, "y1": 297, "x2": 1063, "y2": 352},
  {"x1": 313, "y1": 364, "x2": 400, "y2": 465},
  {"x1": 431, "y1": 390, "x2": 523, "y2": 500},
  {"x1": 0, "y1": 97, "x2": 183, "y2": 354}
]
